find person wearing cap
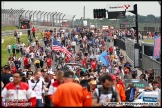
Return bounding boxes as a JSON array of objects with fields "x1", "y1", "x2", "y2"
[
  {"x1": 52, "y1": 70, "x2": 91, "y2": 107},
  {"x1": 1, "y1": 65, "x2": 13, "y2": 88},
  {"x1": 111, "y1": 74, "x2": 126, "y2": 102},
  {"x1": 48, "y1": 71, "x2": 64, "y2": 100},
  {"x1": 88, "y1": 80, "x2": 97, "y2": 94},
  {"x1": 74, "y1": 78, "x2": 80, "y2": 83}
]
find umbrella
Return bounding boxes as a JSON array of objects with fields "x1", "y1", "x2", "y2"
[{"x1": 124, "y1": 79, "x2": 149, "y2": 89}]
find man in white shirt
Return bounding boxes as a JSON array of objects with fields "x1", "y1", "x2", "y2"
[
  {"x1": 29, "y1": 52, "x2": 35, "y2": 63},
  {"x1": 7, "y1": 43, "x2": 12, "y2": 54},
  {"x1": 71, "y1": 41, "x2": 76, "y2": 52},
  {"x1": 74, "y1": 34, "x2": 78, "y2": 45},
  {"x1": 28, "y1": 71, "x2": 48, "y2": 107}
]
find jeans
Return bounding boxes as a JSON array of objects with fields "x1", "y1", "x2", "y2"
[
  {"x1": 36, "y1": 99, "x2": 44, "y2": 107},
  {"x1": 8, "y1": 49, "x2": 11, "y2": 54}
]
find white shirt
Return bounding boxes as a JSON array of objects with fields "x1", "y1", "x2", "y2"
[
  {"x1": 36, "y1": 36, "x2": 38, "y2": 41},
  {"x1": 30, "y1": 52, "x2": 35, "y2": 58},
  {"x1": 7, "y1": 45, "x2": 11, "y2": 49},
  {"x1": 32, "y1": 42, "x2": 36, "y2": 46},
  {"x1": 71, "y1": 41, "x2": 76, "y2": 46},
  {"x1": 75, "y1": 35, "x2": 78, "y2": 39},
  {"x1": 113, "y1": 35, "x2": 117, "y2": 39},
  {"x1": 28, "y1": 79, "x2": 44, "y2": 99}
]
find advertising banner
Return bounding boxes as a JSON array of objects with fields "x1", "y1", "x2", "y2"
[
  {"x1": 106, "y1": 3, "x2": 134, "y2": 12},
  {"x1": 153, "y1": 35, "x2": 161, "y2": 59}
]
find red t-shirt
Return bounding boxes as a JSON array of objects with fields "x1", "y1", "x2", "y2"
[
  {"x1": 46, "y1": 58, "x2": 52, "y2": 66},
  {"x1": 11, "y1": 67, "x2": 17, "y2": 74},
  {"x1": 90, "y1": 61, "x2": 97, "y2": 70},
  {"x1": 82, "y1": 59, "x2": 87, "y2": 66},
  {"x1": 109, "y1": 47, "x2": 113, "y2": 52},
  {"x1": 32, "y1": 27, "x2": 36, "y2": 33}
]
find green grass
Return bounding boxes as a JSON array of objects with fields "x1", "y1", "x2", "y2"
[
  {"x1": 1, "y1": 33, "x2": 42, "y2": 66},
  {"x1": 142, "y1": 39, "x2": 154, "y2": 43},
  {"x1": 1, "y1": 26, "x2": 18, "y2": 31}
]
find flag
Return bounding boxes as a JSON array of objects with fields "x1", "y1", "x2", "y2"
[
  {"x1": 153, "y1": 35, "x2": 161, "y2": 59},
  {"x1": 98, "y1": 51, "x2": 109, "y2": 66},
  {"x1": 60, "y1": 47, "x2": 72, "y2": 58},
  {"x1": 52, "y1": 39, "x2": 72, "y2": 58}
]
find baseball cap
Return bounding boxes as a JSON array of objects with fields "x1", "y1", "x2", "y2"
[
  {"x1": 4, "y1": 65, "x2": 10, "y2": 70},
  {"x1": 111, "y1": 74, "x2": 116, "y2": 80},
  {"x1": 74, "y1": 78, "x2": 80, "y2": 83},
  {"x1": 90, "y1": 80, "x2": 97, "y2": 85}
]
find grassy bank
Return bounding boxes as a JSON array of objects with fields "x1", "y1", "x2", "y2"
[
  {"x1": 1, "y1": 33, "x2": 42, "y2": 66},
  {"x1": 1, "y1": 26, "x2": 18, "y2": 31}
]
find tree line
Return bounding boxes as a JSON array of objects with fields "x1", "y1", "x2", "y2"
[{"x1": 73, "y1": 14, "x2": 160, "y2": 30}]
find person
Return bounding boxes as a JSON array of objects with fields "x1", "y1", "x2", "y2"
[
  {"x1": 125, "y1": 83, "x2": 139, "y2": 102},
  {"x1": 52, "y1": 71, "x2": 89, "y2": 107},
  {"x1": 80, "y1": 72, "x2": 90, "y2": 88},
  {"x1": 1, "y1": 72, "x2": 36, "y2": 107},
  {"x1": 28, "y1": 71, "x2": 48, "y2": 107},
  {"x1": 48, "y1": 71, "x2": 64, "y2": 99},
  {"x1": 116, "y1": 76, "x2": 125, "y2": 90},
  {"x1": 24, "y1": 54, "x2": 31, "y2": 69},
  {"x1": 111, "y1": 75, "x2": 126, "y2": 102},
  {"x1": 7, "y1": 43, "x2": 12, "y2": 54},
  {"x1": 140, "y1": 70, "x2": 147, "y2": 81},
  {"x1": 92, "y1": 75, "x2": 121, "y2": 107},
  {"x1": 1, "y1": 65, "x2": 13, "y2": 88},
  {"x1": 12, "y1": 43, "x2": 16, "y2": 55},
  {"x1": 88, "y1": 80, "x2": 97, "y2": 94},
  {"x1": 32, "y1": 27, "x2": 36, "y2": 38}
]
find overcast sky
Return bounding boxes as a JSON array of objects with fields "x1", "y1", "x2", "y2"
[{"x1": 1, "y1": 1, "x2": 161, "y2": 19}]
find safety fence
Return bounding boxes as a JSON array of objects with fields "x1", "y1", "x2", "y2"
[
  {"x1": 1, "y1": 9, "x2": 75, "y2": 28},
  {"x1": 116, "y1": 38, "x2": 161, "y2": 74}
]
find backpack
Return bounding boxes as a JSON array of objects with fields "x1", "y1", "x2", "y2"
[
  {"x1": 97, "y1": 87, "x2": 117, "y2": 103},
  {"x1": 83, "y1": 88, "x2": 92, "y2": 107}
]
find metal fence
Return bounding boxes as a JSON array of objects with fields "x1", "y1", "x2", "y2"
[
  {"x1": 1, "y1": 9, "x2": 75, "y2": 28},
  {"x1": 120, "y1": 38, "x2": 161, "y2": 74},
  {"x1": 141, "y1": 54, "x2": 161, "y2": 75}
]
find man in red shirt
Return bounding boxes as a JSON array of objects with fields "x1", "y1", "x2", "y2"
[
  {"x1": 46, "y1": 56, "x2": 52, "y2": 69},
  {"x1": 109, "y1": 46, "x2": 113, "y2": 55},
  {"x1": 90, "y1": 59, "x2": 97, "y2": 71},
  {"x1": 32, "y1": 27, "x2": 36, "y2": 38}
]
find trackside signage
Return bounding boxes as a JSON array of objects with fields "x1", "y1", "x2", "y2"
[{"x1": 106, "y1": 3, "x2": 134, "y2": 12}]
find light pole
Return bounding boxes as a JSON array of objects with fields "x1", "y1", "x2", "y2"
[
  {"x1": 72, "y1": 15, "x2": 76, "y2": 28},
  {"x1": 59, "y1": 13, "x2": 63, "y2": 26}
]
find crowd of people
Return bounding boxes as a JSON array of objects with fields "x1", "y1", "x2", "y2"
[{"x1": 1, "y1": 26, "x2": 161, "y2": 107}]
